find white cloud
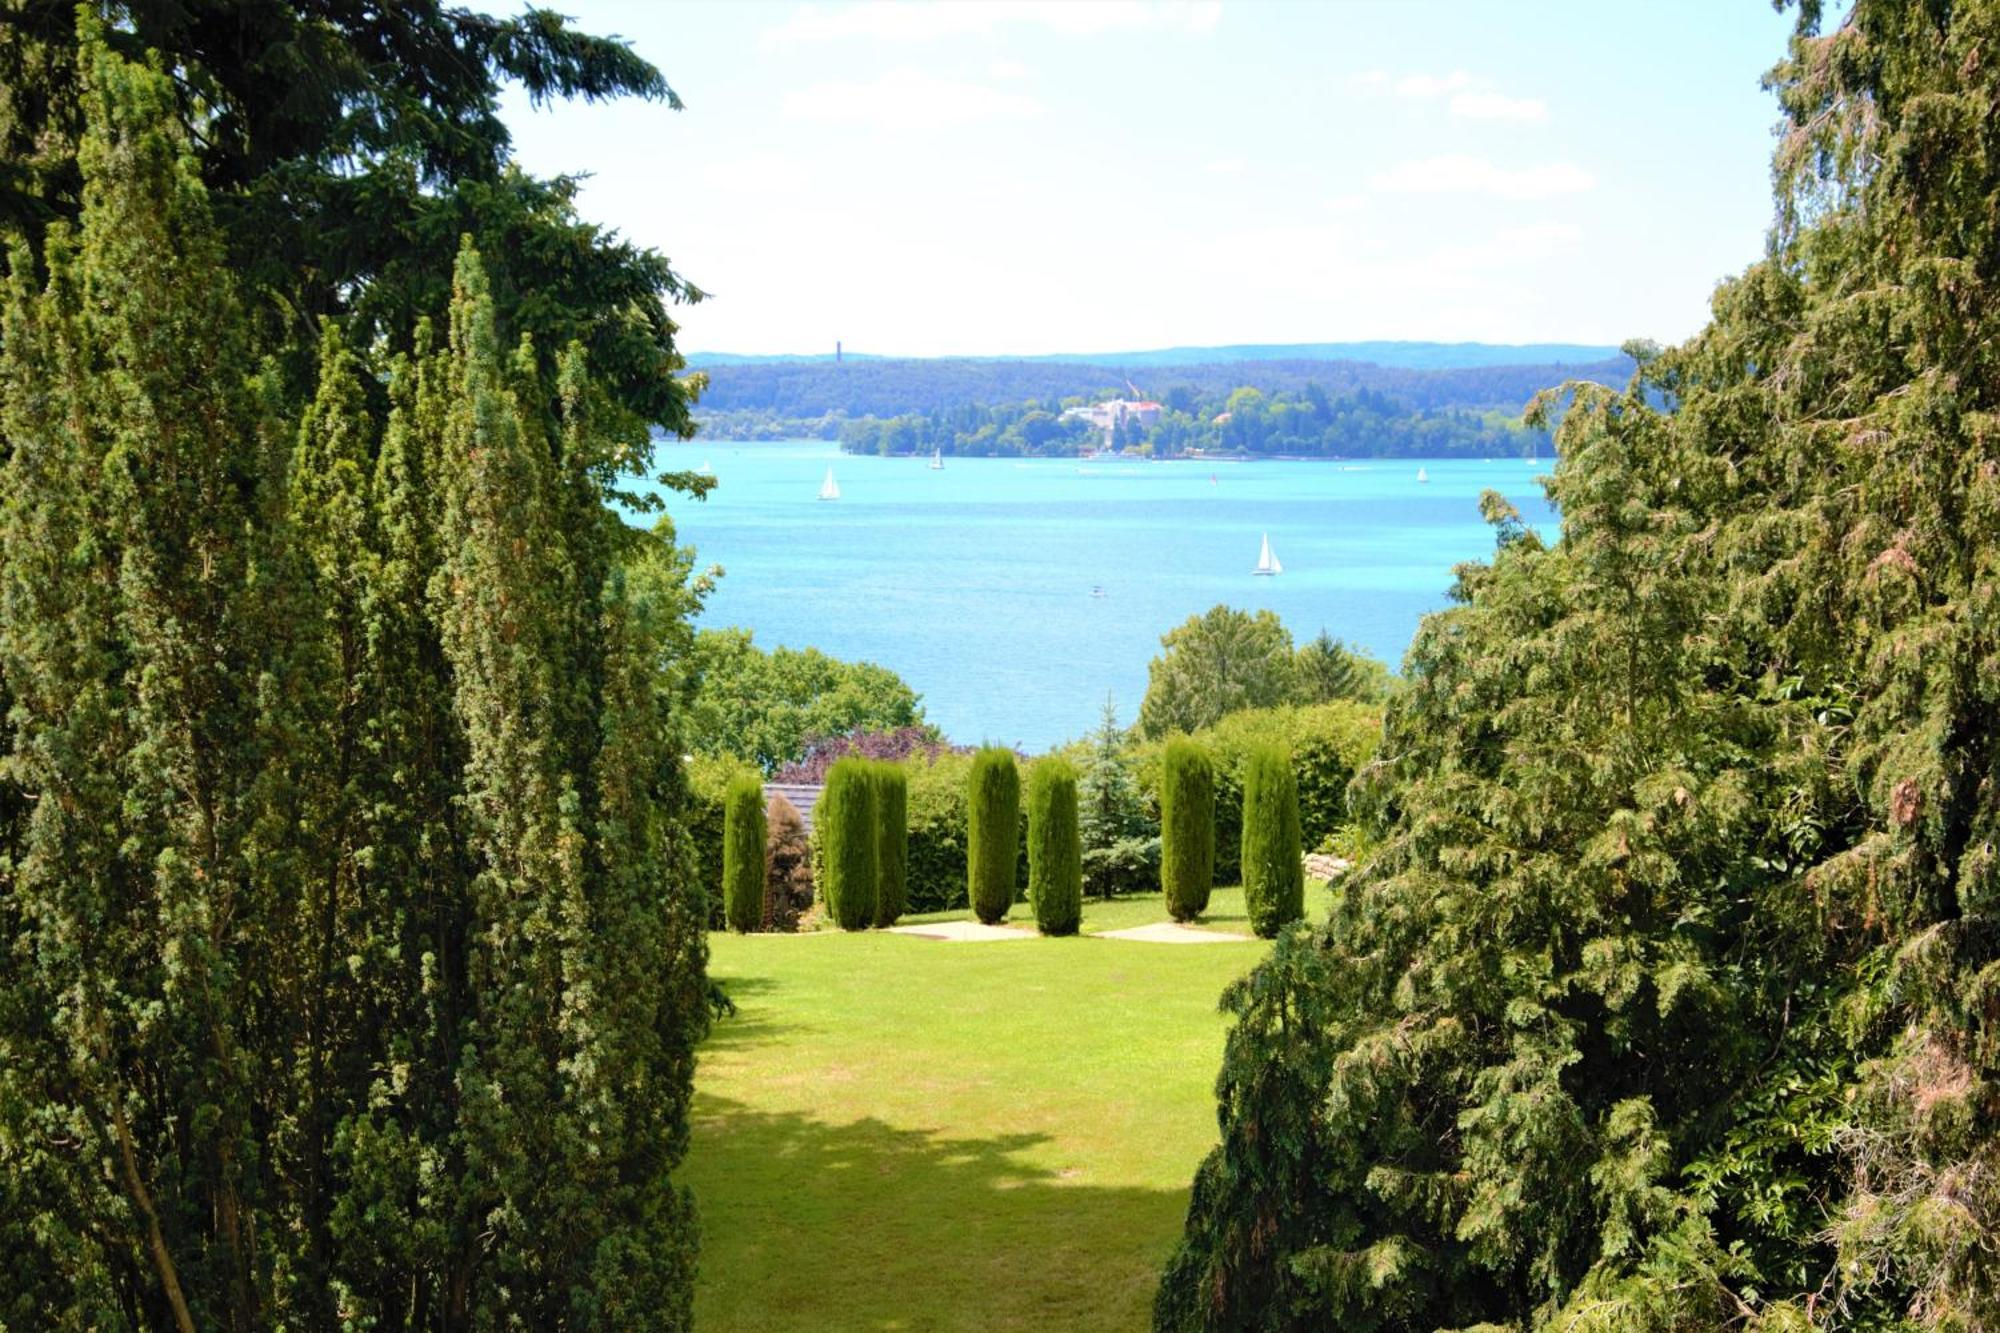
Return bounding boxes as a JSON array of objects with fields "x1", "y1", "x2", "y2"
[
  {"x1": 765, "y1": 1, "x2": 1220, "y2": 45},
  {"x1": 1430, "y1": 222, "x2": 1584, "y2": 269},
  {"x1": 1369, "y1": 154, "x2": 1595, "y2": 200},
  {"x1": 988, "y1": 58, "x2": 1031, "y2": 79},
  {"x1": 1449, "y1": 90, "x2": 1547, "y2": 122},
  {"x1": 1351, "y1": 69, "x2": 1549, "y2": 122},
  {"x1": 1203, "y1": 157, "x2": 1246, "y2": 174},
  {"x1": 782, "y1": 69, "x2": 1044, "y2": 128}
]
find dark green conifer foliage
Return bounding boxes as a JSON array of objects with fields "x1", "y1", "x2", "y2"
[
  {"x1": 1158, "y1": 739, "x2": 1215, "y2": 922},
  {"x1": 1238, "y1": 743, "x2": 1303, "y2": 938},
  {"x1": 872, "y1": 762, "x2": 909, "y2": 927},
  {"x1": 1027, "y1": 756, "x2": 1083, "y2": 937},
  {"x1": 0, "y1": 27, "x2": 708, "y2": 1327},
  {"x1": 723, "y1": 774, "x2": 767, "y2": 933},
  {"x1": 1158, "y1": 6, "x2": 2000, "y2": 1329},
  {"x1": 819, "y1": 757, "x2": 878, "y2": 930},
  {"x1": 966, "y1": 747, "x2": 1021, "y2": 925}
]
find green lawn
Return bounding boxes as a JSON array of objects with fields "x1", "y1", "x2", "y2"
[{"x1": 686, "y1": 887, "x2": 1323, "y2": 1331}]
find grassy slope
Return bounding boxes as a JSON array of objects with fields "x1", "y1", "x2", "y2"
[{"x1": 688, "y1": 887, "x2": 1328, "y2": 1330}]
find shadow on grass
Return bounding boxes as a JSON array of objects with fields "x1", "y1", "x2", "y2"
[
  {"x1": 688, "y1": 1095, "x2": 1188, "y2": 1332},
  {"x1": 702, "y1": 975, "x2": 805, "y2": 1051}
]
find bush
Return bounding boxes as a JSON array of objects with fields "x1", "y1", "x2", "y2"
[
  {"x1": 1159, "y1": 738, "x2": 1215, "y2": 921},
  {"x1": 689, "y1": 754, "x2": 759, "y2": 928},
  {"x1": 872, "y1": 761, "x2": 909, "y2": 927},
  {"x1": 1135, "y1": 701, "x2": 1380, "y2": 885},
  {"x1": 722, "y1": 774, "x2": 767, "y2": 932},
  {"x1": 1240, "y1": 743, "x2": 1304, "y2": 937},
  {"x1": 1082, "y1": 835, "x2": 1161, "y2": 898},
  {"x1": 763, "y1": 794, "x2": 814, "y2": 931},
  {"x1": 1027, "y1": 756, "x2": 1083, "y2": 936},
  {"x1": 818, "y1": 757, "x2": 878, "y2": 930},
  {"x1": 966, "y1": 747, "x2": 1022, "y2": 924}
]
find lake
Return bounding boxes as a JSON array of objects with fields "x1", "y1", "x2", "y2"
[{"x1": 642, "y1": 441, "x2": 1558, "y2": 751}]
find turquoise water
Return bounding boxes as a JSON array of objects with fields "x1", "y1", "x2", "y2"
[{"x1": 643, "y1": 441, "x2": 1558, "y2": 751}]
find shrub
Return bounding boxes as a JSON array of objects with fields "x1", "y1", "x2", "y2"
[
  {"x1": 966, "y1": 747, "x2": 1022, "y2": 924},
  {"x1": 689, "y1": 754, "x2": 759, "y2": 928},
  {"x1": 772, "y1": 725, "x2": 967, "y2": 783},
  {"x1": 1159, "y1": 738, "x2": 1215, "y2": 921},
  {"x1": 818, "y1": 756, "x2": 878, "y2": 930},
  {"x1": 1027, "y1": 756, "x2": 1083, "y2": 935},
  {"x1": 1083, "y1": 834, "x2": 1161, "y2": 898},
  {"x1": 1240, "y1": 743, "x2": 1304, "y2": 937},
  {"x1": 763, "y1": 794, "x2": 814, "y2": 931},
  {"x1": 722, "y1": 774, "x2": 767, "y2": 932},
  {"x1": 872, "y1": 761, "x2": 909, "y2": 927}
]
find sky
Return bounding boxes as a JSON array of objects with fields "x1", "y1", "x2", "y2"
[{"x1": 499, "y1": 1, "x2": 1797, "y2": 358}]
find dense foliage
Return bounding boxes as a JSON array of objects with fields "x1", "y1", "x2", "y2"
[
  {"x1": 1238, "y1": 745, "x2": 1303, "y2": 939},
  {"x1": 0, "y1": 23, "x2": 710, "y2": 1327},
  {"x1": 762, "y1": 795, "x2": 814, "y2": 932},
  {"x1": 902, "y1": 750, "x2": 1029, "y2": 914},
  {"x1": 1159, "y1": 4, "x2": 2000, "y2": 1327},
  {"x1": 1027, "y1": 757, "x2": 1084, "y2": 937},
  {"x1": 967, "y1": 748, "x2": 1023, "y2": 925},
  {"x1": 691, "y1": 351, "x2": 1626, "y2": 424},
  {"x1": 1158, "y1": 740, "x2": 1215, "y2": 923},
  {"x1": 688, "y1": 628, "x2": 928, "y2": 774},
  {"x1": 771, "y1": 725, "x2": 966, "y2": 784},
  {"x1": 723, "y1": 774, "x2": 767, "y2": 933},
  {"x1": 1139, "y1": 607, "x2": 1389, "y2": 739},
  {"x1": 816, "y1": 757, "x2": 877, "y2": 931},
  {"x1": 1078, "y1": 697, "x2": 1159, "y2": 899},
  {"x1": 871, "y1": 762, "x2": 909, "y2": 928}
]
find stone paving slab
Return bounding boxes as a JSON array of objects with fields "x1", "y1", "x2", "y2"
[
  {"x1": 1095, "y1": 922, "x2": 1254, "y2": 944},
  {"x1": 886, "y1": 920, "x2": 1038, "y2": 941}
]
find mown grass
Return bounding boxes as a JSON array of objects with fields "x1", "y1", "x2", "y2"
[{"x1": 686, "y1": 887, "x2": 1330, "y2": 1330}]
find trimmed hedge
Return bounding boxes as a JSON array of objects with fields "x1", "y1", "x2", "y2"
[
  {"x1": 906, "y1": 752, "x2": 1030, "y2": 913},
  {"x1": 689, "y1": 754, "x2": 759, "y2": 928},
  {"x1": 966, "y1": 747, "x2": 1022, "y2": 925},
  {"x1": 872, "y1": 761, "x2": 909, "y2": 927},
  {"x1": 1135, "y1": 701, "x2": 1381, "y2": 884},
  {"x1": 1027, "y1": 756, "x2": 1083, "y2": 936},
  {"x1": 1159, "y1": 738, "x2": 1215, "y2": 922},
  {"x1": 819, "y1": 757, "x2": 878, "y2": 930},
  {"x1": 722, "y1": 774, "x2": 767, "y2": 933},
  {"x1": 1240, "y1": 743, "x2": 1304, "y2": 937}
]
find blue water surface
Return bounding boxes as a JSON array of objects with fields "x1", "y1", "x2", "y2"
[{"x1": 641, "y1": 441, "x2": 1558, "y2": 751}]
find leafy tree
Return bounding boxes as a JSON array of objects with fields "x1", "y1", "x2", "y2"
[
  {"x1": 1027, "y1": 757, "x2": 1083, "y2": 937},
  {"x1": 872, "y1": 761, "x2": 909, "y2": 928},
  {"x1": 688, "y1": 627, "x2": 928, "y2": 773},
  {"x1": 1239, "y1": 744, "x2": 1303, "y2": 938},
  {"x1": 1158, "y1": 740, "x2": 1215, "y2": 923},
  {"x1": 0, "y1": 30, "x2": 708, "y2": 1325},
  {"x1": 1292, "y1": 630, "x2": 1389, "y2": 704},
  {"x1": 1158, "y1": 5, "x2": 2000, "y2": 1328},
  {"x1": 722, "y1": 774, "x2": 767, "y2": 932},
  {"x1": 1140, "y1": 606, "x2": 1298, "y2": 738},
  {"x1": 761, "y1": 794, "x2": 814, "y2": 932},
  {"x1": 817, "y1": 757, "x2": 877, "y2": 931},
  {"x1": 966, "y1": 747, "x2": 1021, "y2": 925}
]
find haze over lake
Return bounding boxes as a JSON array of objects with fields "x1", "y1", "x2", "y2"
[{"x1": 646, "y1": 441, "x2": 1558, "y2": 750}]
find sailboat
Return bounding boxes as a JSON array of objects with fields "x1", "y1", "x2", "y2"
[
  {"x1": 1416, "y1": 467, "x2": 1429, "y2": 483},
  {"x1": 696, "y1": 458, "x2": 714, "y2": 476},
  {"x1": 929, "y1": 448, "x2": 944, "y2": 470},
  {"x1": 1253, "y1": 532, "x2": 1282, "y2": 576},
  {"x1": 818, "y1": 467, "x2": 840, "y2": 501}
]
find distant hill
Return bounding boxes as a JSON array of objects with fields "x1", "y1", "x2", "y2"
[
  {"x1": 691, "y1": 352, "x2": 1633, "y2": 419},
  {"x1": 686, "y1": 339, "x2": 1622, "y2": 371}
]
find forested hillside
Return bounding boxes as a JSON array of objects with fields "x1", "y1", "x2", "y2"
[{"x1": 1158, "y1": 3, "x2": 2000, "y2": 1329}]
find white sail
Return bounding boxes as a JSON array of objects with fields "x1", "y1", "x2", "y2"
[
  {"x1": 1416, "y1": 467, "x2": 1429, "y2": 483},
  {"x1": 818, "y1": 467, "x2": 840, "y2": 501},
  {"x1": 1254, "y1": 532, "x2": 1281, "y2": 576},
  {"x1": 929, "y1": 448, "x2": 944, "y2": 470}
]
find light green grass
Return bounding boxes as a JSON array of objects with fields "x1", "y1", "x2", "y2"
[{"x1": 686, "y1": 888, "x2": 1325, "y2": 1330}]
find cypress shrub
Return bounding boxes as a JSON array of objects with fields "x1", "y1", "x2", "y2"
[
  {"x1": 873, "y1": 761, "x2": 910, "y2": 927},
  {"x1": 1240, "y1": 743, "x2": 1304, "y2": 937},
  {"x1": 1159, "y1": 738, "x2": 1215, "y2": 922},
  {"x1": 1027, "y1": 756, "x2": 1084, "y2": 936},
  {"x1": 966, "y1": 747, "x2": 1022, "y2": 924},
  {"x1": 722, "y1": 774, "x2": 767, "y2": 932},
  {"x1": 820, "y1": 757, "x2": 878, "y2": 930}
]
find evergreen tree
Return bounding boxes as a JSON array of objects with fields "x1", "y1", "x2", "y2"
[
  {"x1": 872, "y1": 762, "x2": 910, "y2": 928},
  {"x1": 1158, "y1": 739, "x2": 1215, "y2": 923},
  {"x1": 819, "y1": 757, "x2": 878, "y2": 931},
  {"x1": 723, "y1": 773, "x2": 768, "y2": 932},
  {"x1": 1238, "y1": 743, "x2": 1303, "y2": 938},
  {"x1": 967, "y1": 747, "x2": 1022, "y2": 925},
  {"x1": 1027, "y1": 757, "x2": 1083, "y2": 937}
]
